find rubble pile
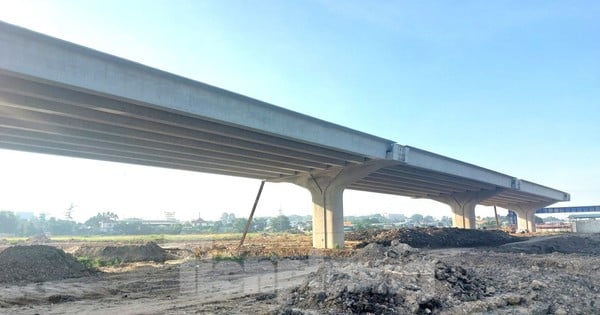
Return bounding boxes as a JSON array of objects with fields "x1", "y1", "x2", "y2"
[{"x1": 279, "y1": 241, "x2": 495, "y2": 314}]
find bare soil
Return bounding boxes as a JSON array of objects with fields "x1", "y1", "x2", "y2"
[
  {"x1": 0, "y1": 231, "x2": 598, "y2": 314},
  {"x1": 72, "y1": 241, "x2": 173, "y2": 263},
  {"x1": 0, "y1": 245, "x2": 94, "y2": 284}
]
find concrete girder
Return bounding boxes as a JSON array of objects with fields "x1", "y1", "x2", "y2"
[
  {"x1": 481, "y1": 190, "x2": 559, "y2": 209},
  {"x1": 347, "y1": 183, "x2": 431, "y2": 198},
  {"x1": 272, "y1": 160, "x2": 399, "y2": 248},
  {"x1": 518, "y1": 180, "x2": 570, "y2": 203},
  {"x1": 0, "y1": 126, "x2": 317, "y2": 174},
  {"x1": 358, "y1": 175, "x2": 488, "y2": 195},
  {"x1": 0, "y1": 133, "x2": 299, "y2": 177},
  {"x1": 0, "y1": 98, "x2": 352, "y2": 167},
  {"x1": 0, "y1": 141, "x2": 280, "y2": 180},
  {"x1": 370, "y1": 170, "x2": 496, "y2": 192},
  {"x1": 0, "y1": 74, "x2": 368, "y2": 164},
  {"x1": 391, "y1": 145, "x2": 515, "y2": 189},
  {"x1": 377, "y1": 166, "x2": 498, "y2": 191},
  {"x1": 0, "y1": 116, "x2": 330, "y2": 172},
  {"x1": 353, "y1": 177, "x2": 458, "y2": 195},
  {"x1": 430, "y1": 189, "x2": 505, "y2": 229}
]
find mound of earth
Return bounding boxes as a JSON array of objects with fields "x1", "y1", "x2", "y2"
[
  {"x1": 73, "y1": 241, "x2": 171, "y2": 263},
  {"x1": 277, "y1": 235, "x2": 600, "y2": 314},
  {"x1": 278, "y1": 242, "x2": 496, "y2": 314},
  {"x1": 350, "y1": 227, "x2": 521, "y2": 249},
  {"x1": 496, "y1": 233, "x2": 600, "y2": 255},
  {"x1": 0, "y1": 245, "x2": 91, "y2": 284}
]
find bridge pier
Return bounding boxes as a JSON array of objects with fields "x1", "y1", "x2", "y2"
[
  {"x1": 305, "y1": 184, "x2": 345, "y2": 249},
  {"x1": 511, "y1": 202, "x2": 552, "y2": 232},
  {"x1": 514, "y1": 208, "x2": 536, "y2": 232},
  {"x1": 273, "y1": 160, "x2": 396, "y2": 248},
  {"x1": 431, "y1": 189, "x2": 504, "y2": 229}
]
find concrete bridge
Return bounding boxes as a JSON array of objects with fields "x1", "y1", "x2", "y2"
[{"x1": 0, "y1": 21, "x2": 569, "y2": 248}]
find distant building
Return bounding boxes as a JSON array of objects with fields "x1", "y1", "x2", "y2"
[
  {"x1": 570, "y1": 213, "x2": 600, "y2": 233},
  {"x1": 343, "y1": 221, "x2": 354, "y2": 232},
  {"x1": 192, "y1": 217, "x2": 209, "y2": 227},
  {"x1": 99, "y1": 221, "x2": 115, "y2": 233}
]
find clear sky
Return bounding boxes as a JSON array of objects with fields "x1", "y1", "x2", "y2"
[{"x1": 0, "y1": 1, "x2": 598, "y2": 222}]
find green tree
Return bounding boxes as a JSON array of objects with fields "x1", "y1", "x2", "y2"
[
  {"x1": 269, "y1": 215, "x2": 291, "y2": 232},
  {"x1": 17, "y1": 219, "x2": 39, "y2": 236},
  {"x1": 47, "y1": 217, "x2": 78, "y2": 235},
  {"x1": 232, "y1": 218, "x2": 248, "y2": 233},
  {"x1": 252, "y1": 217, "x2": 268, "y2": 232},
  {"x1": 409, "y1": 214, "x2": 424, "y2": 224},
  {"x1": 440, "y1": 216, "x2": 452, "y2": 227},
  {"x1": 423, "y1": 215, "x2": 435, "y2": 225},
  {"x1": 0, "y1": 211, "x2": 19, "y2": 234},
  {"x1": 534, "y1": 216, "x2": 544, "y2": 224},
  {"x1": 85, "y1": 212, "x2": 119, "y2": 228}
]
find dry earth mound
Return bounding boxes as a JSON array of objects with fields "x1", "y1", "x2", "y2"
[
  {"x1": 0, "y1": 245, "x2": 91, "y2": 284},
  {"x1": 350, "y1": 227, "x2": 521, "y2": 248},
  {"x1": 73, "y1": 241, "x2": 171, "y2": 263}
]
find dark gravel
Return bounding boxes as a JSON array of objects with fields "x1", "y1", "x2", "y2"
[
  {"x1": 495, "y1": 233, "x2": 600, "y2": 255},
  {"x1": 349, "y1": 227, "x2": 522, "y2": 249}
]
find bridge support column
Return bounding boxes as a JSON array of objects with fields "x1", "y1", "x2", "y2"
[
  {"x1": 514, "y1": 208, "x2": 536, "y2": 232},
  {"x1": 511, "y1": 202, "x2": 551, "y2": 233},
  {"x1": 431, "y1": 189, "x2": 504, "y2": 229},
  {"x1": 305, "y1": 184, "x2": 344, "y2": 249},
  {"x1": 272, "y1": 160, "x2": 397, "y2": 248}
]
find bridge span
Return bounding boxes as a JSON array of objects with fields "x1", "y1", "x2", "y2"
[{"x1": 0, "y1": 22, "x2": 569, "y2": 248}]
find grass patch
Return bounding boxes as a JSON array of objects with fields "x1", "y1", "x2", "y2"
[
  {"x1": 3, "y1": 232, "x2": 298, "y2": 245},
  {"x1": 4, "y1": 237, "x2": 27, "y2": 245},
  {"x1": 76, "y1": 256, "x2": 122, "y2": 269}
]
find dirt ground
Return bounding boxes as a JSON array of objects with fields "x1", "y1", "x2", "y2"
[{"x1": 0, "y1": 230, "x2": 599, "y2": 314}]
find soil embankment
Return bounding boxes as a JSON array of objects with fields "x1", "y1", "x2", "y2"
[{"x1": 0, "y1": 245, "x2": 92, "y2": 284}]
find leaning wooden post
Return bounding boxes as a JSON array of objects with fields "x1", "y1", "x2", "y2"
[{"x1": 238, "y1": 180, "x2": 266, "y2": 249}]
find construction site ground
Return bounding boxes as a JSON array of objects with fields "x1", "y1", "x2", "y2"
[{"x1": 0, "y1": 229, "x2": 599, "y2": 314}]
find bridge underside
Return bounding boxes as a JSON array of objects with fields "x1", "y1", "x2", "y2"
[
  {"x1": 0, "y1": 21, "x2": 569, "y2": 248},
  {"x1": 0, "y1": 70, "x2": 563, "y2": 246}
]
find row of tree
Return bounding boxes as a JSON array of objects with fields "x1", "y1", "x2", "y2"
[
  {"x1": 0, "y1": 211, "x2": 81, "y2": 236},
  {"x1": 0, "y1": 210, "x2": 297, "y2": 236},
  {"x1": 1, "y1": 210, "x2": 550, "y2": 237}
]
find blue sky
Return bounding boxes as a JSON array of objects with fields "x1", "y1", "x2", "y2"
[{"x1": 0, "y1": 1, "x2": 598, "y2": 222}]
